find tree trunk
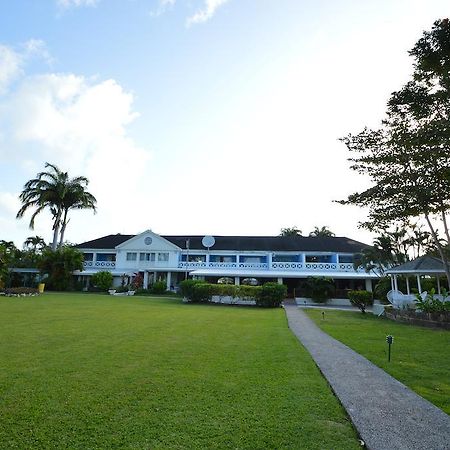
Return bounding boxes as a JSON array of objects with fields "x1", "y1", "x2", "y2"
[
  {"x1": 424, "y1": 213, "x2": 450, "y2": 289},
  {"x1": 51, "y1": 210, "x2": 62, "y2": 251},
  {"x1": 59, "y1": 209, "x2": 69, "y2": 248}
]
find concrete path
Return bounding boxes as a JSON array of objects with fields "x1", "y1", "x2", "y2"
[{"x1": 283, "y1": 304, "x2": 450, "y2": 450}]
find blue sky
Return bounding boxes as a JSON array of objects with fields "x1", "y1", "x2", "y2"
[{"x1": 0, "y1": 0, "x2": 449, "y2": 247}]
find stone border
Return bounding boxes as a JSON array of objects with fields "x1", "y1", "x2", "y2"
[{"x1": 385, "y1": 309, "x2": 450, "y2": 330}]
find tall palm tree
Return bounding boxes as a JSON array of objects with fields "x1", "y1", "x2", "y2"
[
  {"x1": 309, "y1": 226, "x2": 335, "y2": 237},
  {"x1": 17, "y1": 163, "x2": 97, "y2": 251}
]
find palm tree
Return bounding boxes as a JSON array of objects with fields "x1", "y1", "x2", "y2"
[
  {"x1": 17, "y1": 163, "x2": 97, "y2": 250},
  {"x1": 23, "y1": 235, "x2": 47, "y2": 253},
  {"x1": 279, "y1": 226, "x2": 302, "y2": 236},
  {"x1": 309, "y1": 226, "x2": 335, "y2": 237}
]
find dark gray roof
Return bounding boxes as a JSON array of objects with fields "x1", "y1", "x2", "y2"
[
  {"x1": 75, "y1": 234, "x2": 134, "y2": 249},
  {"x1": 76, "y1": 234, "x2": 370, "y2": 253},
  {"x1": 387, "y1": 255, "x2": 449, "y2": 274}
]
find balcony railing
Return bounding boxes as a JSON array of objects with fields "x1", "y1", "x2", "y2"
[
  {"x1": 179, "y1": 261, "x2": 358, "y2": 272},
  {"x1": 83, "y1": 261, "x2": 116, "y2": 268}
]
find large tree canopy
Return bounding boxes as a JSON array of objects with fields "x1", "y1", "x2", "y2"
[
  {"x1": 17, "y1": 163, "x2": 97, "y2": 251},
  {"x1": 339, "y1": 19, "x2": 450, "y2": 285}
]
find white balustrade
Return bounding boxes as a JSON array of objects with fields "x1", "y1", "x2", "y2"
[{"x1": 84, "y1": 261, "x2": 116, "y2": 268}]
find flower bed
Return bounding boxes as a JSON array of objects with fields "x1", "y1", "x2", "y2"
[{"x1": 1, "y1": 287, "x2": 40, "y2": 297}]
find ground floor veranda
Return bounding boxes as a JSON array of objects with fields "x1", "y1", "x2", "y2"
[{"x1": 75, "y1": 268, "x2": 376, "y2": 296}]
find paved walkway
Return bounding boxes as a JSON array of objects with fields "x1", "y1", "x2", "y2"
[{"x1": 283, "y1": 304, "x2": 450, "y2": 450}]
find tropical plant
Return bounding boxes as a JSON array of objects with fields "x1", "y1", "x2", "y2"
[
  {"x1": 309, "y1": 226, "x2": 335, "y2": 237},
  {"x1": 255, "y1": 282, "x2": 286, "y2": 307},
  {"x1": 23, "y1": 235, "x2": 47, "y2": 253},
  {"x1": 279, "y1": 227, "x2": 302, "y2": 237},
  {"x1": 353, "y1": 234, "x2": 407, "y2": 275},
  {"x1": 302, "y1": 277, "x2": 335, "y2": 303},
  {"x1": 91, "y1": 271, "x2": 113, "y2": 291},
  {"x1": 415, "y1": 289, "x2": 450, "y2": 314},
  {"x1": 17, "y1": 162, "x2": 97, "y2": 251},
  {"x1": 347, "y1": 290, "x2": 373, "y2": 314},
  {"x1": 37, "y1": 245, "x2": 83, "y2": 290}
]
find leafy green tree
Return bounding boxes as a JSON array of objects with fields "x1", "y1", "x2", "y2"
[
  {"x1": 91, "y1": 271, "x2": 113, "y2": 291},
  {"x1": 0, "y1": 241, "x2": 19, "y2": 287},
  {"x1": 309, "y1": 226, "x2": 335, "y2": 237},
  {"x1": 339, "y1": 19, "x2": 450, "y2": 286},
  {"x1": 279, "y1": 226, "x2": 302, "y2": 236},
  {"x1": 17, "y1": 163, "x2": 97, "y2": 251},
  {"x1": 38, "y1": 245, "x2": 83, "y2": 290}
]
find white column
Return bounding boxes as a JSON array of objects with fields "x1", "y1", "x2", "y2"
[
  {"x1": 166, "y1": 272, "x2": 172, "y2": 291},
  {"x1": 406, "y1": 277, "x2": 410, "y2": 295},
  {"x1": 390, "y1": 275, "x2": 394, "y2": 291},
  {"x1": 206, "y1": 253, "x2": 210, "y2": 266},
  {"x1": 143, "y1": 271, "x2": 149, "y2": 289},
  {"x1": 277, "y1": 277, "x2": 283, "y2": 285},
  {"x1": 437, "y1": 277, "x2": 441, "y2": 294},
  {"x1": 268, "y1": 253, "x2": 273, "y2": 269},
  {"x1": 417, "y1": 275, "x2": 422, "y2": 294},
  {"x1": 234, "y1": 277, "x2": 240, "y2": 285},
  {"x1": 365, "y1": 279, "x2": 372, "y2": 292},
  {"x1": 393, "y1": 274, "x2": 398, "y2": 291},
  {"x1": 236, "y1": 254, "x2": 240, "y2": 267}
]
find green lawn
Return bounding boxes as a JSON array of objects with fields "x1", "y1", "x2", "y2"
[
  {"x1": 0, "y1": 294, "x2": 360, "y2": 449},
  {"x1": 305, "y1": 309, "x2": 450, "y2": 414}
]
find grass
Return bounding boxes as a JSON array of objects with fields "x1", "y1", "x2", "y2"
[
  {"x1": 0, "y1": 293, "x2": 360, "y2": 449},
  {"x1": 305, "y1": 309, "x2": 450, "y2": 414}
]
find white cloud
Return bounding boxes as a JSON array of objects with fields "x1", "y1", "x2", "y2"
[
  {"x1": 187, "y1": 0, "x2": 230, "y2": 26},
  {"x1": 1, "y1": 69, "x2": 151, "y2": 243},
  {"x1": 57, "y1": 0, "x2": 99, "y2": 8},
  {"x1": 0, "y1": 45, "x2": 23, "y2": 94}
]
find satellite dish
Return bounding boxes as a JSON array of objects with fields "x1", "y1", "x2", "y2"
[{"x1": 202, "y1": 235, "x2": 215, "y2": 249}]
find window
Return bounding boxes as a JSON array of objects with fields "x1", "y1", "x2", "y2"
[
  {"x1": 97, "y1": 253, "x2": 116, "y2": 262},
  {"x1": 273, "y1": 254, "x2": 298, "y2": 263},
  {"x1": 126, "y1": 252, "x2": 137, "y2": 261},
  {"x1": 83, "y1": 253, "x2": 93, "y2": 261},
  {"x1": 339, "y1": 254, "x2": 354, "y2": 263},
  {"x1": 158, "y1": 252, "x2": 169, "y2": 262},
  {"x1": 140, "y1": 253, "x2": 156, "y2": 262}
]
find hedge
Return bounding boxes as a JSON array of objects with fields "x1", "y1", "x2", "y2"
[{"x1": 179, "y1": 280, "x2": 286, "y2": 308}]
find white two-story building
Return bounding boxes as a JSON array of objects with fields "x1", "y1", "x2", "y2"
[{"x1": 75, "y1": 230, "x2": 378, "y2": 295}]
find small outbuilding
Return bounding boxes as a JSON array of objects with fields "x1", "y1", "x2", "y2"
[{"x1": 386, "y1": 255, "x2": 449, "y2": 295}]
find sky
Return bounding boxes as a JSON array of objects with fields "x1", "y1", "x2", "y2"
[{"x1": 0, "y1": 0, "x2": 449, "y2": 248}]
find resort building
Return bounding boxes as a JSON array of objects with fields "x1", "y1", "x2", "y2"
[{"x1": 75, "y1": 230, "x2": 378, "y2": 294}]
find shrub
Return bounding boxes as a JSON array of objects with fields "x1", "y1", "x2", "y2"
[
  {"x1": 90, "y1": 271, "x2": 113, "y2": 291},
  {"x1": 134, "y1": 288, "x2": 152, "y2": 296},
  {"x1": 180, "y1": 279, "x2": 202, "y2": 299},
  {"x1": 415, "y1": 289, "x2": 450, "y2": 314},
  {"x1": 188, "y1": 282, "x2": 212, "y2": 303},
  {"x1": 255, "y1": 282, "x2": 286, "y2": 308},
  {"x1": 151, "y1": 281, "x2": 167, "y2": 295},
  {"x1": 303, "y1": 277, "x2": 335, "y2": 303},
  {"x1": 131, "y1": 273, "x2": 144, "y2": 291},
  {"x1": 348, "y1": 290, "x2": 373, "y2": 313},
  {"x1": 115, "y1": 285, "x2": 130, "y2": 293}
]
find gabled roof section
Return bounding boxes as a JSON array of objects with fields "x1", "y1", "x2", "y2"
[
  {"x1": 75, "y1": 234, "x2": 134, "y2": 249},
  {"x1": 116, "y1": 230, "x2": 181, "y2": 251},
  {"x1": 386, "y1": 255, "x2": 448, "y2": 274}
]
